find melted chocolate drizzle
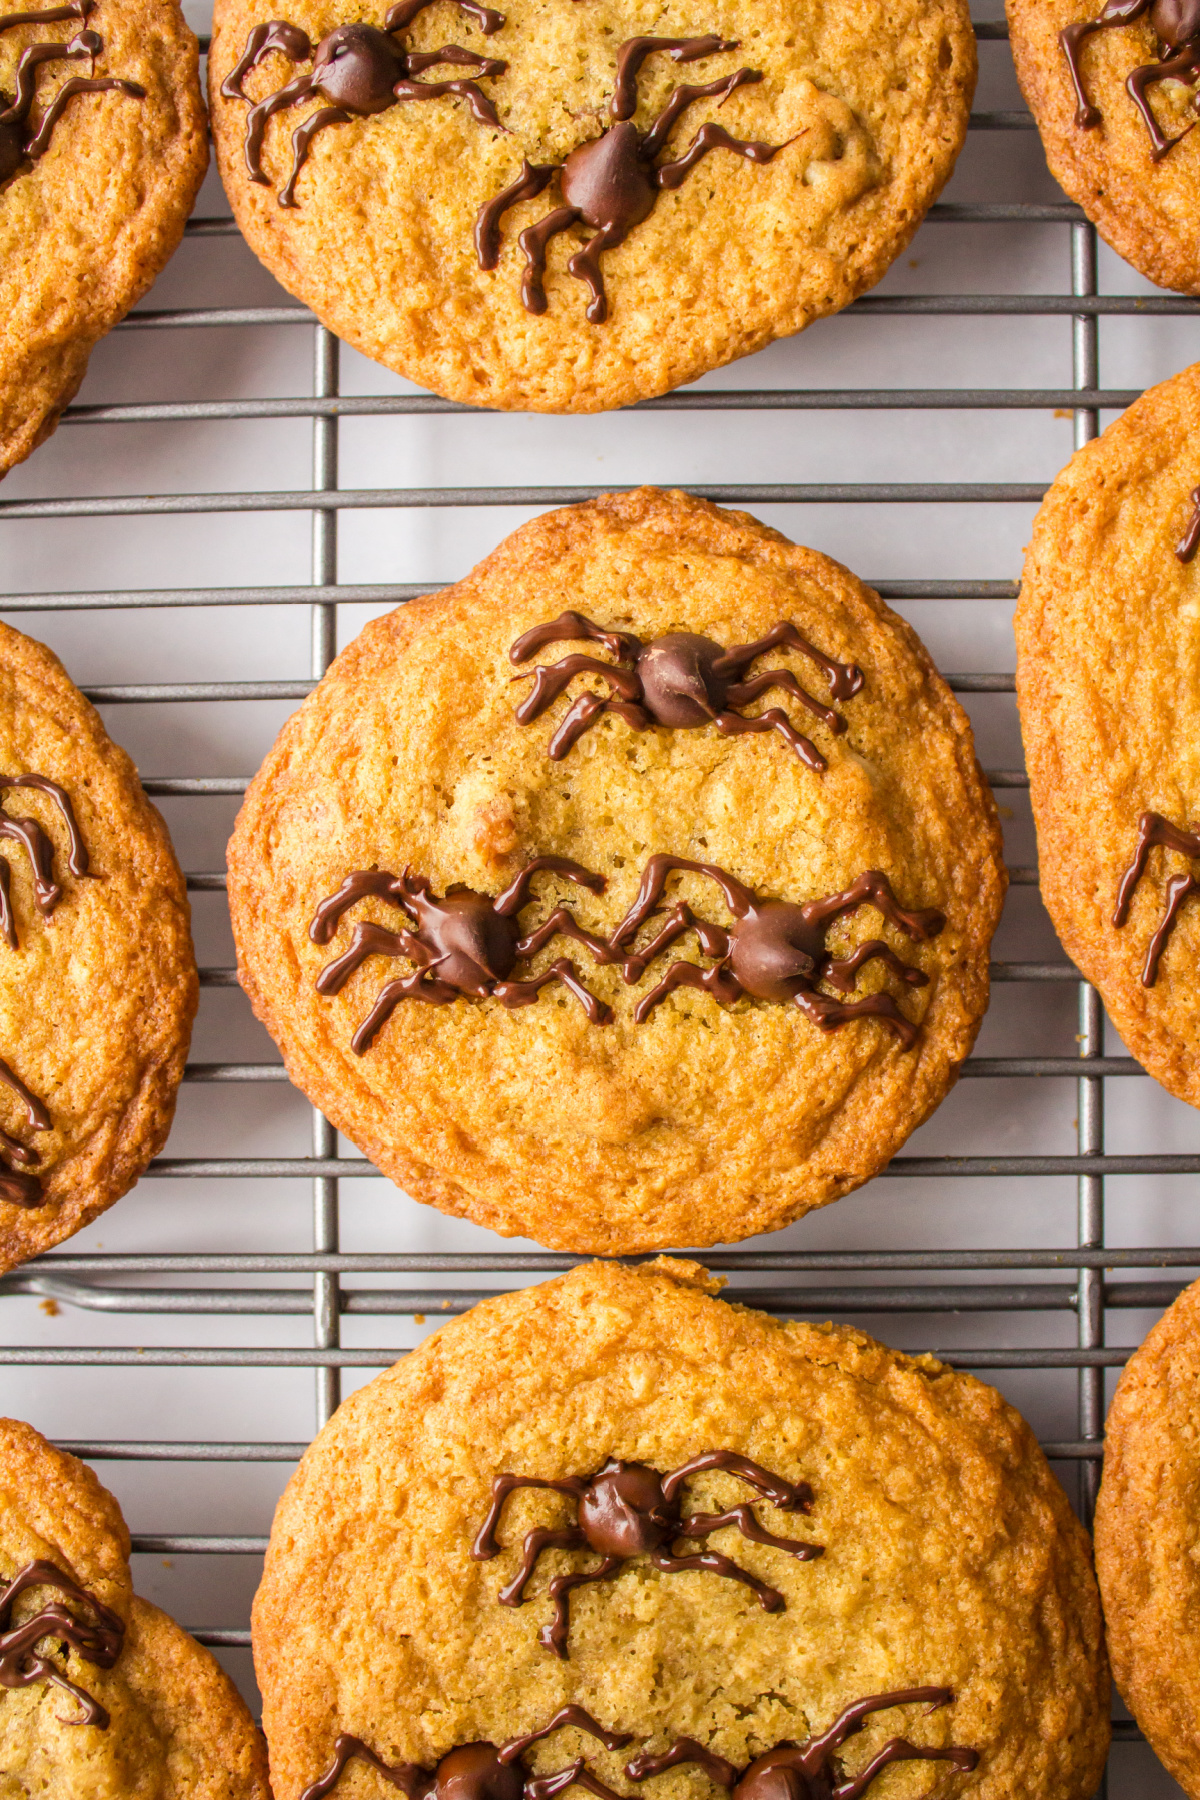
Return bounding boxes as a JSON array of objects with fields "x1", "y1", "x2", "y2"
[
  {"x1": 0, "y1": 1559, "x2": 124, "y2": 1727},
  {"x1": 475, "y1": 35, "x2": 794, "y2": 322},
  {"x1": 1059, "y1": 0, "x2": 1200, "y2": 158},
  {"x1": 310, "y1": 856, "x2": 616, "y2": 1051},
  {"x1": 0, "y1": 0, "x2": 144, "y2": 184},
  {"x1": 472, "y1": 1452, "x2": 821, "y2": 1659},
  {"x1": 0, "y1": 771, "x2": 90, "y2": 950},
  {"x1": 1112, "y1": 808, "x2": 1200, "y2": 983},
  {"x1": 508, "y1": 612, "x2": 864, "y2": 769},
  {"x1": 626, "y1": 1691, "x2": 979, "y2": 1800},
  {"x1": 222, "y1": 0, "x2": 507, "y2": 208},
  {"x1": 300, "y1": 1709, "x2": 634, "y2": 1800},
  {"x1": 0, "y1": 1053, "x2": 51, "y2": 1207},
  {"x1": 1177, "y1": 485, "x2": 1200, "y2": 560}
]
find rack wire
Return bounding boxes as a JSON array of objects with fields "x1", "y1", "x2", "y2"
[{"x1": 0, "y1": 13, "x2": 1193, "y2": 1791}]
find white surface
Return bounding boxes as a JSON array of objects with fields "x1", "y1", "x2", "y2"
[{"x1": 0, "y1": 8, "x2": 1194, "y2": 1793}]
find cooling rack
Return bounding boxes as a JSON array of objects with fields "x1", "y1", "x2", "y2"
[{"x1": 1, "y1": 10, "x2": 1196, "y2": 1794}]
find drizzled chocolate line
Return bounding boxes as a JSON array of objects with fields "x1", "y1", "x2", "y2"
[
  {"x1": 1177, "y1": 485, "x2": 1200, "y2": 561},
  {"x1": 0, "y1": 771, "x2": 91, "y2": 949},
  {"x1": 610, "y1": 855, "x2": 943, "y2": 1047},
  {"x1": 626, "y1": 1691, "x2": 979, "y2": 1800},
  {"x1": 300, "y1": 1709, "x2": 634, "y2": 1800},
  {"x1": 472, "y1": 1452, "x2": 821, "y2": 1660},
  {"x1": 507, "y1": 612, "x2": 864, "y2": 769},
  {"x1": 475, "y1": 35, "x2": 795, "y2": 322},
  {"x1": 0, "y1": 0, "x2": 144, "y2": 185},
  {"x1": 1059, "y1": 0, "x2": 1200, "y2": 159},
  {"x1": 221, "y1": 0, "x2": 507, "y2": 209},
  {"x1": 0, "y1": 1053, "x2": 51, "y2": 1207},
  {"x1": 1112, "y1": 808, "x2": 1200, "y2": 983},
  {"x1": 310, "y1": 856, "x2": 615, "y2": 1051},
  {"x1": 0, "y1": 1559, "x2": 124, "y2": 1727}
]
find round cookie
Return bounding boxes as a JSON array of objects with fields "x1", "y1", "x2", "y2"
[
  {"x1": 0, "y1": 1415, "x2": 272, "y2": 1799},
  {"x1": 1095, "y1": 1279, "x2": 1200, "y2": 1798},
  {"x1": 0, "y1": 0, "x2": 207, "y2": 480},
  {"x1": 1015, "y1": 361, "x2": 1200, "y2": 1107},
  {"x1": 207, "y1": 0, "x2": 975, "y2": 413},
  {"x1": 0, "y1": 621, "x2": 198, "y2": 1273},
  {"x1": 228, "y1": 487, "x2": 1005, "y2": 1254},
  {"x1": 1008, "y1": 0, "x2": 1200, "y2": 294},
  {"x1": 252, "y1": 1258, "x2": 1110, "y2": 1800}
]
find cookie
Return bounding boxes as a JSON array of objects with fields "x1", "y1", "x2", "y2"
[
  {"x1": 207, "y1": 0, "x2": 975, "y2": 413},
  {"x1": 251, "y1": 1258, "x2": 1110, "y2": 1800},
  {"x1": 228, "y1": 487, "x2": 1006, "y2": 1254},
  {"x1": 1014, "y1": 361, "x2": 1200, "y2": 1106},
  {"x1": 1094, "y1": 1277, "x2": 1200, "y2": 1797},
  {"x1": 0, "y1": 0, "x2": 207, "y2": 480},
  {"x1": 0, "y1": 1415, "x2": 272, "y2": 1799},
  {"x1": 1008, "y1": 0, "x2": 1200, "y2": 294},
  {"x1": 0, "y1": 621, "x2": 198, "y2": 1273}
]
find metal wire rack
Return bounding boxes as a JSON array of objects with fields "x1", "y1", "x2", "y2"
[{"x1": 0, "y1": 12, "x2": 1194, "y2": 1792}]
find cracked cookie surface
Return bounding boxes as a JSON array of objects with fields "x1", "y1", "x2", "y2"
[{"x1": 252, "y1": 1258, "x2": 1109, "y2": 1800}]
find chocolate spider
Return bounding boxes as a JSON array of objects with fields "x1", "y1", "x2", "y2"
[
  {"x1": 507, "y1": 612, "x2": 864, "y2": 771},
  {"x1": 475, "y1": 35, "x2": 793, "y2": 323},
  {"x1": 624, "y1": 1689, "x2": 979, "y2": 1800},
  {"x1": 309, "y1": 854, "x2": 617, "y2": 1052},
  {"x1": 471, "y1": 1451, "x2": 822, "y2": 1660},
  {"x1": 0, "y1": 771, "x2": 90, "y2": 950},
  {"x1": 222, "y1": 0, "x2": 507, "y2": 208},
  {"x1": 1060, "y1": 0, "x2": 1200, "y2": 158},
  {"x1": 609, "y1": 855, "x2": 945, "y2": 1048},
  {"x1": 1111, "y1": 808, "x2": 1200, "y2": 983},
  {"x1": 300, "y1": 1706, "x2": 634, "y2": 1800},
  {"x1": 0, "y1": 1053, "x2": 51, "y2": 1208},
  {"x1": 0, "y1": 1558, "x2": 124, "y2": 1727},
  {"x1": 0, "y1": 0, "x2": 144, "y2": 185}
]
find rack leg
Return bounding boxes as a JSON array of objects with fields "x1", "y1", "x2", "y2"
[{"x1": 312, "y1": 323, "x2": 341, "y2": 1432}]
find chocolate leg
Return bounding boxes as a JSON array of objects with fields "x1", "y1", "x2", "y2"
[
  {"x1": 472, "y1": 1472, "x2": 590, "y2": 1559},
  {"x1": 302, "y1": 1734, "x2": 426, "y2": 1800},
  {"x1": 648, "y1": 1547, "x2": 784, "y2": 1611},
  {"x1": 494, "y1": 856, "x2": 607, "y2": 916},
  {"x1": 494, "y1": 957, "x2": 613, "y2": 1024},
  {"x1": 610, "y1": 855, "x2": 757, "y2": 946},
  {"x1": 800, "y1": 870, "x2": 945, "y2": 942},
  {"x1": 625, "y1": 1741, "x2": 739, "y2": 1788},
  {"x1": 0, "y1": 816, "x2": 59, "y2": 912},
  {"x1": 566, "y1": 223, "x2": 622, "y2": 325},
  {"x1": 242, "y1": 70, "x2": 314, "y2": 180},
  {"x1": 633, "y1": 959, "x2": 743, "y2": 1024},
  {"x1": 821, "y1": 939, "x2": 928, "y2": 996},
  {"x1": 513, "y1": 654, "x2": 643, "y2": 724},
  {"x1": 514, "y1": 907, "x2": 618, "y2": 964},
  {"x1": 385, "y1": 0, "x2": 504, "y2": 37},
  {"x1": 220, "y1": 19, "x2": 311, "y2": 101},
  {"x1": 790, "y1": 984, "x2": 919, "y2": 1049},
  {"x1": 279, "y1": 105, "x2": 351, "y2": 206},
  {"x1": 798, "y1": 1691, "x2": 953, "y2": 1774},
  {"x1": 654, "y1": 120, "x2": 786, "y2": 191},
  {"x1": 501, "y1": 1706, "x2": 633, "y2": 1763},
  {"x1": 350, "y1": 970, "x2": 459, "y2": 1054},
  {"x1": 1142, "y1": 869, "x2": 1200, "y2": 984},
  {"x1": 712, "y1": 706, "x2": 825, "y2": 772},
  {"x1": 640, "y1": 67, "x2": 761, "y2": 158},
  {"x1": 510, "y1": 611, "x2": 642, "y2": 665},
  {"x1": 1058, "y1": 0, "x2": 1150, "y2": 128},
  {"x1": 541, "y1": 1556, "x2": 624, "y2": 1657},
  {"x1": 526, "y1": 1761, "x2": 630, "y2": 1800},
  {"x1": 721, "y1": 668, "x2": 844, "y2": 733},
  {"x1": 518, "y1": 204, "x2": 582, "y2": 313},
  {"x1": 392, "y1": 75, "x2": 505, "y2": 129},
  {"x1": 1126, "y1": 44, "x2": 1200, "y2": 157},
  {"x1": 315, "y1": 921, "x2": 424, "y2": 995},
  {"x1": 618, "y1": 903, "x2": 730, "y2": 983},
  {"x1": 476, "y1": 158, "x2": 556, "y2": 267},
  {"x1": 497, "y1": 1525, "x2": 588, "y2": 1604},
  {"x1": 829, "y1": 1738, "x2": 978, "y2": 1800},
  {"x1": 0, "y1": 859, "x2": 14, "y2": 951},
  {"x1": 675, "y1": 1505, "x2": 822, "y2": 1560},
  {"x1": 711, "y1": 622, "x2": 864, "y2": 702},
  {"x1": 546, "y1": 692, "x2": 627, "y2": 759},
  {"x1": 661, "y1": 1450, "x2": 812, "y2": 1510},
  {"x1": 405, "y1": 45, "x2": 507, "y2": 74}
]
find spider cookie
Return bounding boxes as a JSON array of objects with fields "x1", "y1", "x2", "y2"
[
  {"x1": 1095, "y1": 1277, "x2": 1200, "y2": 1798},
  {"x1": 228, "y1": 488, "x2": 1005, "y2": 1254},
  {"x1": 0, "y1": 621, "x2": 197, "y2": 1272},
  {"x1": 0, "y1": 1415, "x2": 271, "y2": 1798},
  {"x1": 251, "y1": 1259, "x2": 1109, "y2": 1800},
  {"x1": 1009, "y1": 0, "x2": 1200, "y2": 293},
  {"x1": 207, "y1": 0, "x2": 976, "y2": 412},
  {"x1": 0, "y1": 0, "x2": 207, "y2": 479},
  {"x1": 1015, "y1": 360, "x2": 1200, "y2": 1106}
]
